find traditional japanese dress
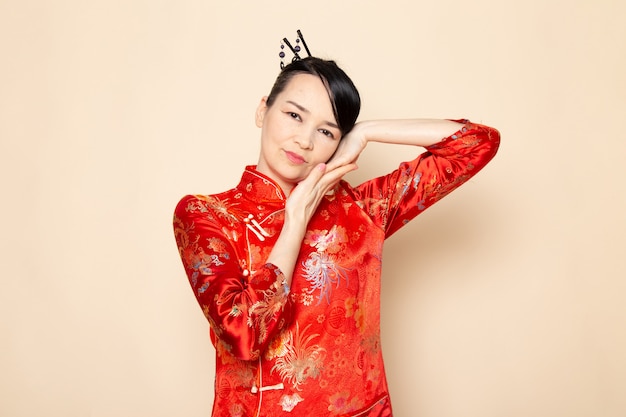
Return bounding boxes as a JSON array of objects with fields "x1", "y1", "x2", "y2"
[{"x1": 173, "y1": 120, "x2": 500, "y2": 416}]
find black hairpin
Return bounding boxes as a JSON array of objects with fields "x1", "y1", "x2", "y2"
[{"x1": 279, "y1": 29, "x2": 312, "y2": 69}]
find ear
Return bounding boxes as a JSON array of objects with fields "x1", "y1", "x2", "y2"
[{"x1": 255, "y1": 96, "x2": 269, "y2": 128}]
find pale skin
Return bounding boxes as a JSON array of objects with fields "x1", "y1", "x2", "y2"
[{"x1": 255, "y1": 73, "x2": 462, "y2": 286}]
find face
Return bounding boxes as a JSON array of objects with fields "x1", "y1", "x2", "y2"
[{"x1": 255, "y1": 73, "x2": 342, "y2": 194}]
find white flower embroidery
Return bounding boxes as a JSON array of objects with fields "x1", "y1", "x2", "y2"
[
  {"x1": 301, "y1": 252, "x2": 349, "y2": 304},
  {"x1": 279, "y1": 393, "x2": 304, "y2": 412},
  {"x1": 271, "y1": 322, "x2": 325, "y2": 390}
]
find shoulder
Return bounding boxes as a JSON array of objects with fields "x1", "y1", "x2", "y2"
[
  {"x1": 174, "y1": 187, "x2": 238, "y2": 219},
  {"x1": 173, "y1": 184, "x2": 250, "y2": 239},
  {"x1": 175, "y1": 194, "x2": 209, "y2": 216}
]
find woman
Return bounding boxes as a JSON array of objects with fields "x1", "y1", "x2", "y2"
[{"x1": 173, "y1": 52, "x2": 500, "y2": 416}]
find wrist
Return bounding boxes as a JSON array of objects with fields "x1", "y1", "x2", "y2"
[
  {"x1": 347, "y1": 121, "x2": 370, "y2": 146},
  {"x1": 281, "y1": 214, "x2": 307, "y2": 241}
]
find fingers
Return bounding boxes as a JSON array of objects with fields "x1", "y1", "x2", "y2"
[
  {"x1": 325, "y1": 150, "x2": 351, "y2": 172},
  {"x1": 292, "y1": 163, "x2": 357, "y2": 202},
  {"x1": 326, "y1": 128, "x2": 366, "y2": 171},
  {"x1": 326, "y1": 145, "x2": 363, "y2": 172},
  {"x1": 320, "y1": 163, "x2": 357, "y2": 187},
  {"x1": 297, "y1": 163, "x2": 327, "y2": 189},
  {"x1": 294, "y1": 162, "x2": 358, "y2": 196},
  {"x1": 314, "y1": 163, "x2": 355, "y2": 196},
  {"x1": 286, "y1": 163, "x2": 358, "y2": 224}
]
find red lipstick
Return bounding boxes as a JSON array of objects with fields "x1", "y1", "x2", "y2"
[{"x1": 285, "y1": 150, "x2": 306, "y2": 164}]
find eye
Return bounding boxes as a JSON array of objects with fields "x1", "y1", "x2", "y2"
[
  {"x1": 319, "y1": 129, "x2": 336, "y2": 139},
  {"x1": 287, "y1": 112, "x2": 301, "y2": 121}
]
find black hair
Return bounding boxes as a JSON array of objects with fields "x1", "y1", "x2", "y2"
[{"x1": 266, "y1": 57, "x2": 361, "y2": 136}]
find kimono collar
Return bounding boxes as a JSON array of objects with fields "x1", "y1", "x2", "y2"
[{"x1": 237, "y1": 165, "x2": 287, "y2": 203}]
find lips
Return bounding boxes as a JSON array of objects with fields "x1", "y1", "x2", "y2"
[{"x1": 284, "y1": 150, "x2": 306, "y2": 164}]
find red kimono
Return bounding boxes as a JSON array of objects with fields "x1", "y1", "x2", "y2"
[{"x1": 173, "y1": 121, "x2": 500, "y2": 416}]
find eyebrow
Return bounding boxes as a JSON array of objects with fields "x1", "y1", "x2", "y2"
[{"x1": 286, "y1": 100, "x2": 339, "y2": 129}]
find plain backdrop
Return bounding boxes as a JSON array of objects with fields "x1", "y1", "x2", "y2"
[{"x1": 1, "y1": 1, "x2": 625, "y2": 416}]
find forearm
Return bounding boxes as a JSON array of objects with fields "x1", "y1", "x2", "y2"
[
  {"x1": 355, "y1": 121, "x2": 500, "y2": 237},
  {"x1": 265, "y1": 217, "x2": 307, "y2": 287},
  {"x1": 266, "y1": 162, "x2": 357, "y2": 285},
  {"x1": 355, "y1": 119, "x2": 463, "y2": 148},
  {"x1": 174, "y1": 196, "x2": 294, "y2": 360}
]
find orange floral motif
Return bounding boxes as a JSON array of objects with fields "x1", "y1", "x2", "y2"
[
  {"x1": 354, "y1": 305, "x2": 366, "y2": 334},
  {"x1": 228, "y1": 403, "x2": 243, "y2": 417},
  {"x1": 203, "y1": 195, "x2": 239, "y2": 225},
  {"x1": 303, "y1": 225, "x2": 348, "y2": 253},
  {"x1": 249, "y1": 277, "x2": 290, "y2": 344},
  {"x1": 334, "y1": 333, "x2": 347, "y2": 346},
  {"x1": 207, "y1": 237, "x2": 228, "y2": 253},
  {"x1": 328, "y1": 391, "x2": 360, "y2": 414},
  {"x1": 265, "y1": 329, "x2": 290, "y2": 360},
  {"x1": 344, "y1": 297, "x2": 357, "y2": 318},
  {"x1": 216, "y1": 338, "x2": 236, "y2": 364}
]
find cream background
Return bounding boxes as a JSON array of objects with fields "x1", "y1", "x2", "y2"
[{"x1": 1, "y1": 0, "x2": 625, "y2": 416}]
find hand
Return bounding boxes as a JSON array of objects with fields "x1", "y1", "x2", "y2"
[
  {"x1": 286, "y1": 162, "x2": 358, "y2": 225},
  {"x1": 266, "y1": 162, "x2": 357, "y2": 283},
  {"x1": 325, "y1": 122, "x2": 367, "y2": 172}
]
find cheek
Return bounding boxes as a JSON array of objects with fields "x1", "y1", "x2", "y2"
[
  {"x1": 317, "y1": 138, "x2": 339, "y2": 154},
  {"x1": 323, "y1": 142, "x2": 341, "y2": 160}
]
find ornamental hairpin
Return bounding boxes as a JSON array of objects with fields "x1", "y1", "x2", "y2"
[{"x1": 279, "y1": 29, "x2": 312, "y2": 69}]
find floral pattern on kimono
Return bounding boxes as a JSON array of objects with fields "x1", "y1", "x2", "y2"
[{"x1": 173, "y1": 120, "x2": 500, "y2": 416}]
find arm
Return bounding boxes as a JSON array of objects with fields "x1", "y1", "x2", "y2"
[
  {"x1": 174, "y1": 164, "x2": 357, "y2": 360},
  {"x1": 265, "y1": 162, "x2": 358, "y2": 286},
  {"x1": 173, "y1": 195, "x2": 294, "y2": 361},
  {"x1": 326, "y1": 119, "x2": 465, "y2": 171},
  {"x1": 337, "y1": 119, "x2": 500, "y2": 236}
]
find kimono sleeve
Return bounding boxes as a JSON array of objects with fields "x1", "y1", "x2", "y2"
[
  {"x1": 353, "y1": 120, "x2": 500, "y2": 237},
  {"x1": 173, "y1": 194, "x2": 293, "y2": 361}
]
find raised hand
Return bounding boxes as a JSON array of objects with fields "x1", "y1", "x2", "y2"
[
  {"x1": 266, "y1": 162, "x2": 357, "y2": 283},
  {"x1": 286, "y1": 162, "x2": 358, "y2": 224},
  {"x1": 325, "y1": 123, "x2": 367, "y2": 172}
]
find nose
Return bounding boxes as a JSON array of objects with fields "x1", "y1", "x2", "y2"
[{"x1": 294, "y1": 130, "x2": 314, "y2": 150}]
